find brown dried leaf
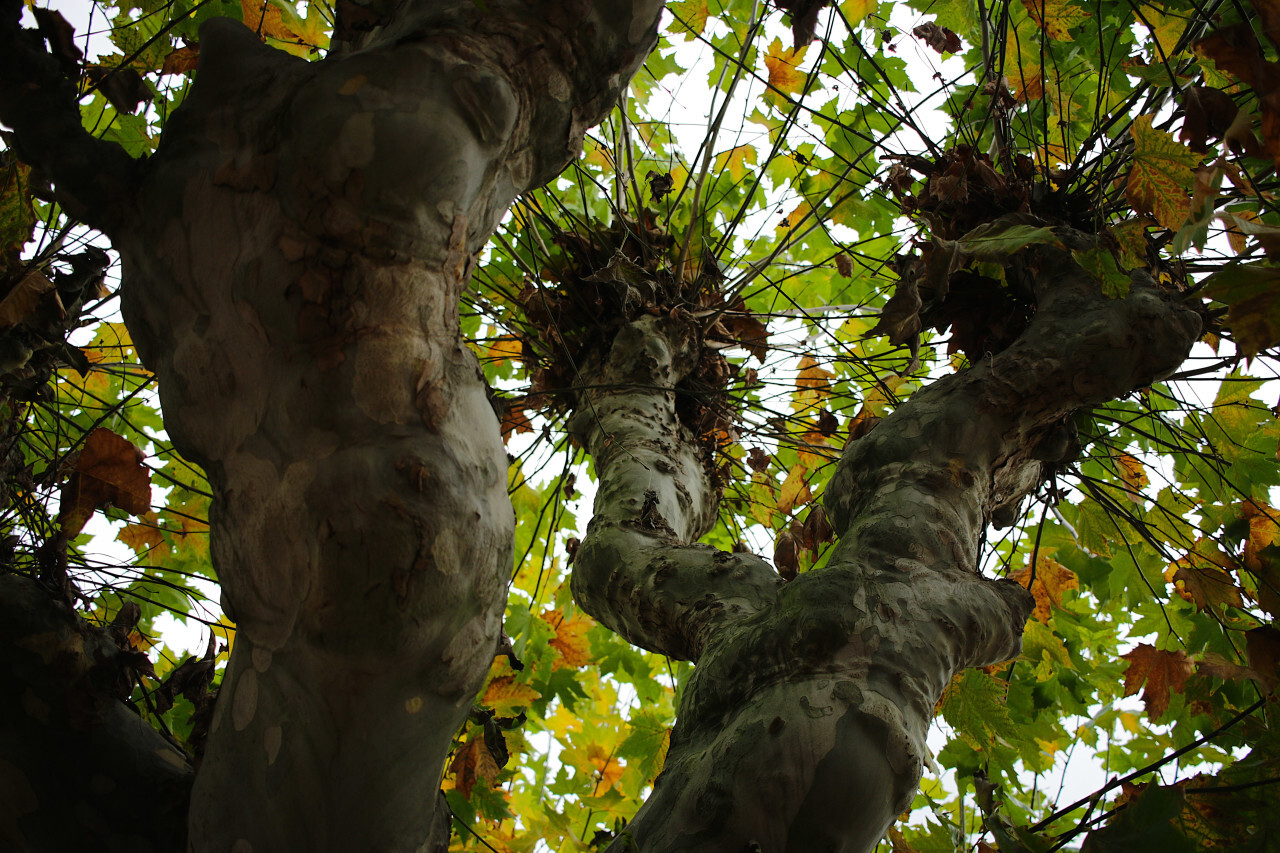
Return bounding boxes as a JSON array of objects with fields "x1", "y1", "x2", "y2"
[
  {"x1": 1121, "y1": 643, "x2": 1194, "y2": 720},
  {"x1": 912, "y1": 21, "x2": 962, "y2": 55},
  {"x1": 161, "y1": 45, "x2": 200, "y2": 76},
  {"x1": 59, "y1": 428, "x2": 151, "y2": 537},
  {"x1": 774, "y1": 527, "x2": 799, "y2": 581}
]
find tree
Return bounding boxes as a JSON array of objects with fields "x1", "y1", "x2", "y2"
[{"x1": 1, "y1": 0, "x2": 1278, "y2": 851}]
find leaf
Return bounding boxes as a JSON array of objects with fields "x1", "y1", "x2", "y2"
[
  {"x1": 117, "y1": 511, "x2": 166, "y2": 556},
  {"x1": 449, "y1": 737, "x2": 499, "y2": 800},
  {"x1": 796, "y1": 355, "x2": 834, "y2": 391},
  {"x1": 841, "y1": 0, "x2": 878, "y2": 28},
  {"x1": 160, "y1": 45, "x2": 200, "y2": 76},
  {"x1": 1164, "y1": 559, "x2": 1244, "y2": 613},
  {"x1": 1245, "y1": 626, "x2": 1280, "y2": 692},
  {"x1": 764, "y1": 38, "x2": 808, "y2": 99},
  {"x1": 483, "y1": 675, "x2": 541, "y2": 717},
  {"x1": 1112, "y1": 452, "x2": 1149, "y2": 499},
  {"x1": 1021, "y1": 0, "x2": 1090, "y2": 42},
  {"x1": 59, "y1": 427, "x2": 152, "y2": 537},
  {"x1": 1121, "y1": 644, "x2": 1193, "y2": 720},
  {"x1": 487, "y1": 335, "x2": 524, "y2": 364},
  {"x1": 0, "y1": 156, "x2": 35, "y2": 264},
  {"x1": 541, "y1": 609, "x2": 593, "y2": 670},
  {"x1": 774, "y1": 526, "x2": 799, "y2": 580},
  {"x1": 667, "y1": 0, "x2": 710, "y2": 39},
  {"x1": 240, "y1": 0, "x2": 297, "y2": 41},
  {"x1": 912, "y1": 21, "x2": 962, "y2": 55},
  {"x1": 1081, "y1": 782, "x2": 1198, "y2": 853},
  {"x1": 1008, "y1": 554, "x2": 1079, "y2": 623},
  {"x1": 0, "y1": 270, "x2": 57, "y2": 328},
  {"x1": 777, "y1": 464, "x2": 812, "y2": 515},
  {"x1": 1201, "y1": 263, "x2": 1280, "y2": 357},
  {"x1": 712, "y1": 145, "x2": 757, "y2": 183},
  {"x1": 1126, "y1": 115, "x2": 1200, "y2": 231},
  {"x1": 1072, "y1": 247, "x2": 1131, "y2": 298},
  {"x1": 955, "y1": 221, "x2": 1060, "y2": 259}
]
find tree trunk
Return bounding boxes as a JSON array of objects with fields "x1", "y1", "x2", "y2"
[
  {"x1": 3, "y1": 1, "x2": 660, "y2": 849},
  {"x1": 568, "y1": 250, "x2": 1198, "y2": 852}
]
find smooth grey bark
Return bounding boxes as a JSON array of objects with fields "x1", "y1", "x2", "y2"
[
  {"x1": 570, "y1": 248, "x2": 1199, "y2": 852},
  {"x1": 3, "y1": 0, "x2": 661, "y2": 850}
]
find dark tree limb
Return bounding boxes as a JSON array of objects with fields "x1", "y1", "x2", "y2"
[{"x1": 0, "y1": 0, "x2": 139, "y2": 234}]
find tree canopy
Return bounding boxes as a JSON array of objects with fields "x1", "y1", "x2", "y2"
[{"x1": 2, "y1": 0, "x2": 1280, "y2": 850}]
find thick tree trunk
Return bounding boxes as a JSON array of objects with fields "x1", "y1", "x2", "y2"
[
  {"x1": 3, "y1": 1, "x2": 660, "y2": 850},
  {"x1": 570, "y1": 251, "x2": 1199, "y2": 852}
]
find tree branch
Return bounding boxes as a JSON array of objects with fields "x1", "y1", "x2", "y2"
[
  {"x1": 569, "y1": 315, "x2": 781, "y2": 661},
  {"x1": 0, "y1": 0, "x2": 139, "y2": 234}
]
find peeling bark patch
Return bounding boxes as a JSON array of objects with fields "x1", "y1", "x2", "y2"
[
  {"x1": 404, "y1": 696, "x2": 424, "y2": 714},
  {"x1": 251, "y1": 647, "x2": 272, "y2": 673},
  {"x1": 232, "y1": 669, "x2": 259, "y2": 732},
  {"x1": 263, "y1": 726, "x2": 282, "y2": 765},
  {"x1": 338, "y1": 74, "x2": 367, "y2": 96},
  {"x1": 231, "y1": 840, "x2": 253, "y2": 853}
]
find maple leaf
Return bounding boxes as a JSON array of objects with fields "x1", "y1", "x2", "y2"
[
  {"x1": 449, "y1": 738, "x2": 499, "y2": 800},
  {"x1": 1008, "y1": 554, "x2": 1079, "y2": 622},
  {"x1": 667, "y1": 0, "x2": 711, "y2": 40},
  {"x1": 796, "y1": 354, "x2": 834, "y2": 390},
  {"x1": 1202, "y1": 263, "x2": 1280, "y2": 357},
  {"x1": 483, "y1": 675, "x2": 541, "y2": 717},
  {"x1": 586, "y1": 743, "x2": 625, "y2": 794},
  {"x1": 160, "y1": 45, "x2": 200, "y2": 76},
  {"x1": 1113, "y1": 452, "x2": 1149, "y2": 501},
  {"x1": 117, "y1": 511, "x2": 166, "y2": 556},
  {"x1": 541, "y1": 609, "x2": 593, "y2": 670},
  {"x1": 1126, "y1": 115, "x2": 1200, "y2": 232},
  {"x1": 240, "y1": 0, "x2": 297, "y2": 41},
  {"x1": 1121, "y1": 643, "x2": 1194, "y2": 720},
  {"x1": 1165, "y1": 559, "x2": 1245, "y2": 613},
  {"x1": 1021, "y1": 0, "x2": 1091, "y2": 42},
  {"x1": 764, "y1": 38, "x2": 808, "y2": 100},
  {"x1": 487, "y1": 334, "x2": 524, "y2": 364},
  {"x1": 59, "y1": 428, "x2": 152, "y2": 537},
  {"x1": 1240, "y1": 499, "x2": 1280, "y2": 570},
  {"x1": 0, "y1": 156, "x2": 35, "y2": 264},
  {"x1": 777, "y1": 464, "x2": 812, "y2": 516}
]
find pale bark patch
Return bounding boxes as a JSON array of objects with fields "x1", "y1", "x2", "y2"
[{"x1": 232, "y1": 668, "x2": 259, "y2": 732}]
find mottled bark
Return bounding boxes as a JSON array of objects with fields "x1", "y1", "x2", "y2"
[
  {"x1": 2, "y1": 1, "x2": 661, "y2": 850},
  {"x1": 0, "y1": 575, "x2": 193, "y2": 852},
  {"x1": 572, "y1": 248, "x2": 1199, "y2": 853}
]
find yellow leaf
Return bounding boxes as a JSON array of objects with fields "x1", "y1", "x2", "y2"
[
  {"x1": 1003, "y1": 22, "x2": 1045, "y2": 102},
  {"x1": 777, "y1": 464, "x2": 811, "y2": 516},
  {"x1": 483, "y1": 675, "x2": 542, "y2": 717},
  {"x1": 764, "y1": 38, "x2": 808, "y2": 100},
  {"x1": 1021, "y1": 0, "x2": 1090, "y2": 41},
  {"x1": 1009, "y1": 554, "x2": 1079, "y2": 622},
  {"x1": 1112, "y1": 452, "x2": 1149, "y2": 502},
  {"x1": 840, "y1": 0, "x2": 878, "y2": 27},
  {"x1": 487, "y1": 335, "x2": 524, "y2": 364},
  {"x1": 1126, "y1": 115, "x2": 1199, "y2": 231},
  {"x1": 796, "y1": 355, "x2": 834, "y2": 390},
  {"x1": 1241, "y1": 500, "x2": 1280, "y2": 571},
  {"x1": 712, "y1": 145, "x2": 757, "y2": 183},
  {"x1": 586, "y1": 744, "x2": 625, "y2": 794},
  {"x1": 667, "y1": 0, "x2": 710, "y2": 39},
  {"x1": 541, "y1": 609, "x2": 593, "y2": 669},
  {"x1": 1141, "y1": 7, "x2": 1187, "y2": 60},
  {"x1": 117, "y1": 512, "x2": 166, "y2": 556},
  {"x1": 240, "y1": 0, "x2": 295, "y2": 41}
]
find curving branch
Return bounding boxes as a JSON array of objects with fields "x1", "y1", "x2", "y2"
[
  {"x1": 0, "y1": 0, "x2": 139, "y2": 234},
  {"x1": 568, "y1": 315, "x2": 782, "y2": 662},
  {"x1": 568, "y1": 236, "x2": 1201, "y2": 852}
]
